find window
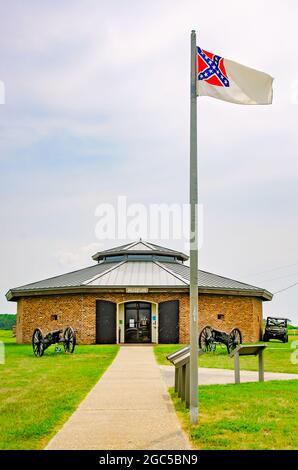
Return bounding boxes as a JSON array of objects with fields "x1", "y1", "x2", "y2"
[
  {"x1": 51, "y1": 314, "x2": 58, "y2": 321},
  {"x1": 105, "y1": 255, "x2": 125, "y2": 262},
  {"x1": 267, "y1": 318, "x2": 286, "y2": 327},
  {"x1": 154, "y1": 255, "x2": 176, "y2": 262},
  {"x1": 217, "y1": 314, "x2": 225, "y2": 320}
]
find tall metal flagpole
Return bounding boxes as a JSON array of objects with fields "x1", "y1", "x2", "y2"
[{"x1": 189, "y1": 29, "x2": 199, "y2": 424}]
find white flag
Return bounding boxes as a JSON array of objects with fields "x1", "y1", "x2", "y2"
[{"x1": 197, "y1": 47, "x2": 273, "y2": 105}]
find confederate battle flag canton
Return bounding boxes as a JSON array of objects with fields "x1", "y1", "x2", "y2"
[{"x1": 197, "y1": 47, "x2": 230, "y2": 87}]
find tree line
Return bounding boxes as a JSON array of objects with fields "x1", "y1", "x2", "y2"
[{"x1": 0, "y1": 314, "x2": 16, "y2": 329}]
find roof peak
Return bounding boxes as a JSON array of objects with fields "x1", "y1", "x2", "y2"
[{"x1": 91, "y1": 240, "x2": 189, "y2": 262}]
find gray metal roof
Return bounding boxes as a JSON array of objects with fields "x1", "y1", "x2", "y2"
[
  {"x1": 160, "y1": 262, "x2": 264, "y2": 292},
  {"x1": 9, "y1": 262, "x2": 119, "y2": 291},
  {"x1": 85, "y1": 261, "x2": 188, "y2": 287},
  {"x1": 6, "y1": 258, "x2": 272, "y2": 301}
]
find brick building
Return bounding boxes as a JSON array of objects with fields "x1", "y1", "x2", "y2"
[{"x1": 6, "y1": 240, "x2": 272, "y2": 344}]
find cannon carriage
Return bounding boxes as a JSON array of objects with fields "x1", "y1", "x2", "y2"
[
  {"x1": 199, "y1": 325, "x2": 242, "y2": 354},
  {"x1": 32, "y1": 326, "x2": 76, "y2": 357}
]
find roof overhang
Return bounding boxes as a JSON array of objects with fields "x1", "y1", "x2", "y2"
[
  {"x1": 92, "y1": 250, "x2": 188, "y2": 262},
  {"x1": 6, "y1": 286, "x2": 273, "y2": 302}
]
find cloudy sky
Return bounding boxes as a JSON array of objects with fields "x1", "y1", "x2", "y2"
[{"x1": 0, "y1": 0, "x2": 298, "y2": 323}]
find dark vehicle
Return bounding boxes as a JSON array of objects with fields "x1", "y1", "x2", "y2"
[
  {"x1": 32, "y1": 326, "x2": 76, "y2": 357},
  {"x1": 263, "y1": 317, "x2": 288, "y2": 343},
  {"x1": 199, "y1": 326, "x2": 242, "y2": 354}
]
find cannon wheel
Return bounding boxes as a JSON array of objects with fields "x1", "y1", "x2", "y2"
[
  {"x1": 227, "y1": 328, "x2": 242, "y2": 353},
  {"x1": 64, "y1": 327, "x2": 76, "y2": 353},
  {"x1": 32, "y1": 328, "x2": 44, "y2": 357},
  {"x1": 199, "y1": 326, "x2": 214, "y2": 352}
]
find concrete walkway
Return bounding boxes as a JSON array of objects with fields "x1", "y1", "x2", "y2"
[
  {"x1": 46, "y1": 346, "x2": 191, "y2": 450},
  {"x1": 160, "y1": 366, "x2": 298, "y2": 387}
]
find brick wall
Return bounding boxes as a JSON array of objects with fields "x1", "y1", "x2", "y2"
[
  {"x1": 16, "y1": 291, "x2": 263, "y2": 344},
  {"x1": 198, "y1": 294, "x2": 263, "y2": 343}
]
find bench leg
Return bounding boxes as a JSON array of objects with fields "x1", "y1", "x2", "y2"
[
  {"x1": 178, "y1": 367, "x2": 182, "y2": 398},
  {"x1": 175, "y1": 367, "x2": 179, "y2": 392},
  {"x1": 258, "y1": 350, "x2": 264, "y2": 382},
  {"x1": 181, "y1": 365, "x2": 186, "y2": 402},
  {"x1": 234, "y1": 352, "x2": 240, "y2": 384}
]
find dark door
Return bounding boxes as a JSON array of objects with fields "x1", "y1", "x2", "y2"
[
  {"x1": 96, "y1": 300, "x2": 116, "y2": 344},
  {"x1": 158, "y1": 300, "x2": 179, "y2": 343},
  {"x1": 125, "y1": 302, "x2": 151, "y2": 343}
]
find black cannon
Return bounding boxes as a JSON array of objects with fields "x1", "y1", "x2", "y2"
[
  {"x1": 199, "y1": 326, "x2": 242, "y2": 354},
  {"x1": 32, "y1": 327, "x2": 76, "y2": 357}
]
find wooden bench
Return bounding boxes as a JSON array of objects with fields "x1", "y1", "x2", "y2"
[{"x1": 167, "y1": 346, "x2": 204, "y2": 408}]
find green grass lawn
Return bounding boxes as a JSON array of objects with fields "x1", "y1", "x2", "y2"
[
  {"x1": 154, "y1": 335, "x2": 298, "y2": 374},
  {"x1": 0, "y1": 329, "x2": 16, "y2": 344},
  {"x1": 0, "y1": 330, "x2": 119, "y2": 450},
  {"x1": 171, "y1": 380, "x2": 298, "y2": 450}
]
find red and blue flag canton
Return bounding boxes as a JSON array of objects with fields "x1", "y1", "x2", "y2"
[{"x1": 197, "y1": 47, "x2": 230, "y2": 87}]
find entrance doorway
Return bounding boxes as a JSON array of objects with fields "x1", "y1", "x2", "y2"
[{"x1": 124, "y1": 302, "x2": 151, "y2": 343}]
